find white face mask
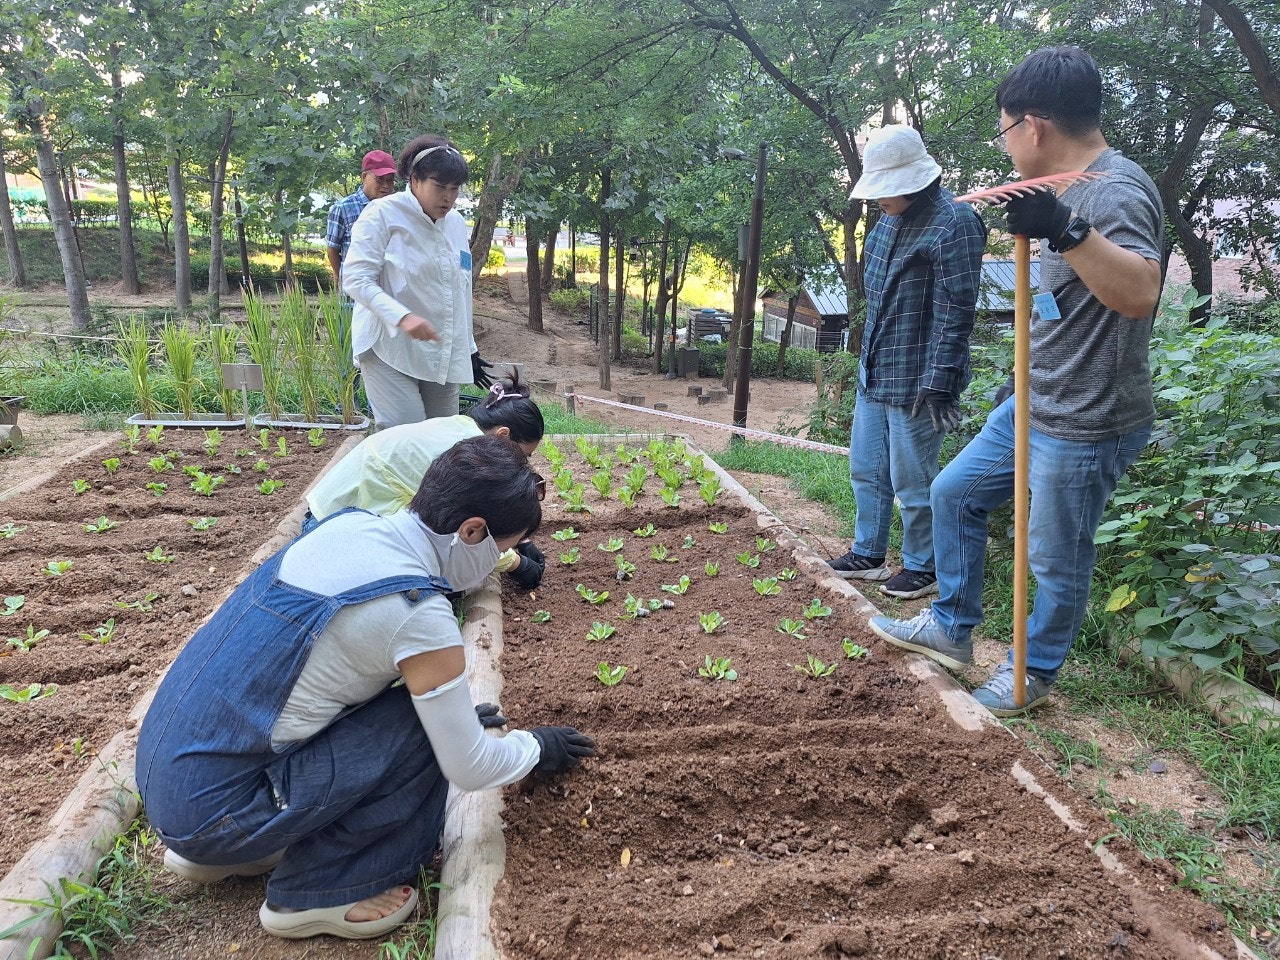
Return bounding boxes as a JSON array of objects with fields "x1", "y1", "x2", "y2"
[{"x1": 423, "y1": 524, "x2": 501, "y2": 592}]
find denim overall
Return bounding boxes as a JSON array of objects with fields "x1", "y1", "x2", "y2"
[{"x1": 136, "y1": 530, "x2": 452, "y2": 909}]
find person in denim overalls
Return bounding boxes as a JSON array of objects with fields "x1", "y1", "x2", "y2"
[{"x1": 137, "y1": 435, "x2": 594, "y2": 940}]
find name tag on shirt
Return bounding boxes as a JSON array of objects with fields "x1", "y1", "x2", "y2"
[
  {"x1": 1033, "y1": 291, "x2": 1062, "y2": 320},
  {"x1": 459, "y1": 250, "x2": 472, "y2": 271}
]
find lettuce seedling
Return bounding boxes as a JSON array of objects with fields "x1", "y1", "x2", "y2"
[
  {"x1": 753, "y1": 577, "x2": 780, "y2": 596},
  {"x1": 756, "y1": 536, "x2": 777, "y2": 553},
  {"x1": 615, "y1": 556, "x2": 636, "y2": 580},
  {"x1": 79, "y1": 619, "x2": 117, "y2": 644},
  {"x1": 842, "y1": 638, "x2": 870, "y2": 660},
  {"x1": 551, "y1": 527, "x2": 580, "y2": 542},
  {"x1": 586, "y1": 621, "x2": 616, "y2": 642},
  {"x1": 258, "y1": 428, "x2": 272, "y2": 451},
  {"x1": 0, "y1": 683, "x2": 58, "y2": 702},
  {"x1": 594, "y1": 662, "x2": 627, "y2": 686},
  {"x1": 778, "y1": 568, "x2": 799, "y2": 581},
  {"x1": 736, "y1": 551, "x2": 761, "y2": 568},
  {"x1": 71, "y1": 478, "x2": 91, "y2": 494},
  {"x1": 598, "y1": 537, "x2": 625, "y2": 553},
  {"x1": 704, "y1": 561, "x2": 719, "y2": 577},
  {"x1": 1, "y1": 596, "x2": 24, "y2": 617},
  {"x1": 5, "y1": 626, "x2": 50, "y2": 652},
  {"x1": 618, "y1": 486, "x2": 639, "y2": 507},
  {"x1": 307, "y1": 428, "x2": 326, "y2": 448},
  {"x1": 43, "y1": 560, "x2": 73, "y2": 576},
  {"x1": 633, "y1": 523, "x2": 657, "y2": 538},
  {"x1": 698, "y1": 654, "x2": 736, "y2": 680},
  {"x1": 803, "y1": 598, "x2": 833, "y2": 620},
  {"x1": 102, "y1": 457, "x2": 122, "y2": 475},
  {"x1": 625, "y1": 465, "x2": 647, "y2": 491},
  {"x1": 83, "y1": 516, "x2": 118, "y2": 534},
  {"x1": 253, "y1": 459, "x2": 270, "y2": 473},
  {"x1": 190, "y1": 472, "x2": 224, "y2": 496},
  {"x1": 661, "y1": 575, "x2": 691, "y2": 596},
  {"x1": 147, "y1": 424, "x2": 165, "y2": 444},
  {"x1": 575, "y1": 584, "x2": 609, "y2": 605},
  {"x1": 559, "y1": 546, "x2": 581, "y2": 565},
  {"x1": 275, "y1": 436, "x2": 289, "y2": 458},
  {"x1": 113, "y1": 592, "x2": 159, "y2": 611},
  {"x1": 794, "y1": 654, "x2": 836, "y2": 678},
  {"x1": 145, "y1": 546, "x2": 175, "y2": 564},
  {"x1": 591, "y1": 470, "x2": 613, "y2": 499},
  {"x1": 698, "y1": 612, "x2": 726, "y2": 635},
  {"x1": 146, "y1": 482, "x2": 167, "y2": 497},
  {"x1": 699, "y1": 479, "x2": 721, "y2": 506},
  {"x1": 121, "y1": 424, "x2": 141, "y2": 454},
  {"x1": 203, "y1": 428, "x2": 224, "y2": 458},
  {"x1": 707, "y1": 522, "x2": 728, "y2": 534},
  {"x1": 148, "y1": 455, "x2": 173, "y2": 473},
  {"x1": 0, "y1": 523, "x2": 24, "y2": 539},
  {"x1": 659, "y1": 487, "x2": 681, "y2": 508},
  {"x1": 188, "y1": 516, "x2": 218, "y2": 530},
  {"x1": 256, "y1": 479, "x2": 285, "y2": 495},
  {"x1": 776, "y1": 618, "x2": 807, "y2": 639},
  {"x1": 562, "y1": 487, "x2": 591, "y2": 513},
  {"x1": 530, "y1": 610, "x2": 552, "y2": 623}
]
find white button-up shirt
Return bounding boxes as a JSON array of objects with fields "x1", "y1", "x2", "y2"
[{"x1": 343, "y1": 189, "x2": 475, "y2": 386}]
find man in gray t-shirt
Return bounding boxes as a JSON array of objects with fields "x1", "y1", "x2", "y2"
[{"x1": 870, "y1": 45, "x2": 1164, "y2": 716}]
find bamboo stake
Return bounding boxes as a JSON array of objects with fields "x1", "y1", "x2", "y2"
[{"x1": 1012, "y1": 235, "x2": 1031, "y2": 706}]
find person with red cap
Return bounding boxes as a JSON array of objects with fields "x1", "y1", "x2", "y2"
[{"x1": 325, "y1": 150, "x2": 398, "y2": 284}]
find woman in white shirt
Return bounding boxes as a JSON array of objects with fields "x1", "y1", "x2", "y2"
[{"x1": 343, "y1": 133, "x2": 496, "y2": 428}]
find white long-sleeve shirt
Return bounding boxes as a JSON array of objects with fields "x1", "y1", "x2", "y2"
[{"x1": 343, "y1": 190, "x2": 476, "y2": 386}]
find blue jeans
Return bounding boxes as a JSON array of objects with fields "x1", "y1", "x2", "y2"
[
  {"x1": 929, "y1": 399, "x2": 1151, "y2": 682},
  {"x1": 849, "y1": 395, "x2": 945, "y2": 572}
]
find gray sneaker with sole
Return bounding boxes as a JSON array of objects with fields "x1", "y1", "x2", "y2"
[
  {"x1": 971, "y1": 662, "x2": 1053, "y2": 717},
  {"x1": 868, "y1": 609, "x2": 972, "y2": 671},
  {"x1": 827, "y1": 550, "x2": 891, "y2": 582}
]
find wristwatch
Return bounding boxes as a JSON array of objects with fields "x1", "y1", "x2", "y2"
[{"x1": 1049, "y1": 216, "x2": 1092, "y2": 254}]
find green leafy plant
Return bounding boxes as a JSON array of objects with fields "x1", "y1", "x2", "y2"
[
  {"x1": 659, "y1": 487, "x2": 681, "y2": 508},
  {"x1": 114, "y1": 593, "x2": 159, "y2": 611},
  {"x1": 618, "y1": 486, "x2": 639, "y2": 508},
  {"x1": 0, "y1": 683, "x2": 57, "y2": 702},
  {"x1": 6, "y1": 625, "x2": 50, "y2": 652},
  {"x1": 144, "y1": 546, "x2": 174, "y2": 564},
  {"x1": 551, "y1": 527, "x2": 580, "y2": 541},
  {"x1": 633, "y1": 523, "x2": 657, "y2": 538},
  {"x1": 307, "y1": 428, "x2": 326, "y2": 448},
  {"x1": 698, "y1": 654, "x2": 737, "y2": 680},
  {"x1": 777, "y1": 618, "x2": 808, "y2": 639},
  {"x1": 616, "y1": 445, "x2": 639, "y2": 464},
  {"x1": 699, "y1": 478, "x2": 722, "y2": 506},
  {"x1": 181, "y1": 464, "x2": 202, "y2": 478},
  {"x1": 147, "y1": 455, "x2": 172, "y2": 473},
  {"x1": 552, "y1": 470, "x2": 576, "y2": 494},
  {"x1": 145, "y1": 482, "x2": 167, "y2": 497},
  {"x1": 576, "y1": 584, "x2": 609, "y2": 605},
  {"x1": 681, "y1": 535, "x2": 696, "y2": 550},
  {"x1": 598, "y1": 537, "x2": 625, "y2": 553},
  {"x1": 842, "y1": 638, "x2": 870, "y2": 660},
  {"x1": 79, "y1": 619, "x2": 118, "y2": 644},
  {"x1": 594, "y1": 662, "x2": 627, "y2": 686},
  {"x1": 102, "y1": 457, "x2": 121, "y2": 475},
  {"x1": 279, "y1": 283, "x2": 324, "y2": 422},
  {"x1": 698, "y1": 611, "x2": 726, "y2": 635},
  {"x1": 756, "y1": 536, "x2": 777, "y2": 553},
  {"x1": 71, "y1": 478, "x2": 91, "y2": 495},
  {"x1": 256, "y1": 479, "x2": 285, "y2": 495},
  {"x1": 650, "y1": 543, "x2": 677, "y2": 563},
  {"x1": 615, "y1": 556, "x2": 637, "y2": 579},
  {"x1": 0, "y1": 523, "x2": 24, "y2": 539},
  {"x1": 115, "y1": 315, "x2": 155, "y2": 420},
  {"x1": 188, "y1": 516, "x2": 218, "y2": 530},
  {"x1": 661, "y1": 575, "x2": 692, "y2": 596},
  {"x1": 146, "y1": 424, "x2": 164, "y2": 445},
  {"x1": 317, "y1": 287, "x2": 361, "y2": 424},
  {"x1": 258, "y1": 428, "x2": 272, "y2": 451},
  {"x1": 560, "y1": 546, "x2": 582, "y2": 565},
  {"x1": 586, "y1": 621, "x2": 617, "y2": 642},
  {"x1": 253, "y1": 459, "x2": 270, "y2": 473},
  {"x1": 779, "y1": 568, "x2": 799, "y2": 581},
  {"x1": 530, "y1": 610, "x2": 552, "y2": 623},
  {"x1": 704, "y1": 561, "x2": 719, "y2": 577},
  {"x1": 83, "y1": 516, "x2": 118, "y2": 534},
  {"x1": 708, "y1": 521, "x2": 728, "y2": 534},
  {"x1": 1, "y1": 595, "x2": 24, "y2": 617},
  {"x1": 625, "y1": 464, "x2": 648, "y2": 491},
  {"x1": 736, "y1": 551, "x2": 761, "y2": 568},
  {"x1": 244, "y1": 292, "x2": 285, "y2": 420},
  {"x1": 224, "y1": 464, "x2": 242, "y2": 475},
  {"x1": 44, "y1": 560, "x2": 73, "y2": 576},
  {"x1": 561, "y1": 486, "x2": 591, "y2": 513},
  {"x1": 208, "y1": 321, "x2": 241, "y2": 418},
  {"x1": 121, "y1": 424, "x2": 141, "y2": 454},
  {"x1": 795, "y1": 654, "x2": 836, "y2": 678},
  {"x1": 591, "y1": 470, "x2": 614, "y2": 499},
  {"x1": 753, "y1": 577, "x2": 781, "y2": 597},
  {"x1": 203, "y1": 428, "x2": 223, "y2": 458},
  {"x1": 275, "y1": 436, "x2": 289, "y2": 458},
  {"x1": 656, "y1": 465, "x2": 683, "y2": 489},
  {"x1": 803, "y1": 598, "x2": 833, "y2": 620},
  {"x1": 160, "y1": 321, "x2": 201, "y2": 420},
  {"x1": 190, "y1": 472, "x2": 224, "y2": 496}
]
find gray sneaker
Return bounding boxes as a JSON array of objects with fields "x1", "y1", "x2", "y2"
[
  {"x1": 868, "y1": 609, "x2": 972, "y2": 671},
  {"x1": 828, "y1": 550, "x2": 891, "y2": 582},
  {"x1": 971, "y1": 662, "x2": 1054, "y2": 717}
]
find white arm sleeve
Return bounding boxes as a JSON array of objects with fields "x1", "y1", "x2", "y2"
[
  {"x1": 411, "y1": 674, "x2": 541, "y2": 791},
  {"x1": 342, "y1": 211, "x2": 412, "y2": 333}
]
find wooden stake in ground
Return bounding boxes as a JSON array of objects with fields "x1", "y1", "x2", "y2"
[{"x1": 955, "y1": 172, "x2": 1106, "y2": 707}]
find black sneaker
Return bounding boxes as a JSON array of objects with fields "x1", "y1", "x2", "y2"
[
  {"x1": 879, "y1": 569, "x2": 939, "y2": 599},
  {"x1": 827, "y1": 551, "x2": 890, "y2": 582}
]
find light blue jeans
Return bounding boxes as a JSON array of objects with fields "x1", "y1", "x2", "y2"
[
  {"x1": 848, "y1": 395, "x2": 945, "y2": 572},
  {"x1": 929, "y1": 399, "x2": 1151, "y2": 682}
]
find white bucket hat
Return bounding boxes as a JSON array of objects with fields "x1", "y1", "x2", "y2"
[{"x1": 850, "y1": 125, "x2": 942, "y2": 200}]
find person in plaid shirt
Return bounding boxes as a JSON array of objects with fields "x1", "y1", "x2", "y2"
[
  {"x1": 325, "y1": 150, "x2": 397, "y2": 285},
  {"x1": 827, "y1": 126, "x2": 985, "y2": 600}
]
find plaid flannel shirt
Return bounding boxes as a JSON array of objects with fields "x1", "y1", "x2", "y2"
[
  {"x1": 325, "y1": 186, "x2": 372, "y2": 267},
  {"x1": 858, "y1": 184, "x2": 986, "y2": 405}
]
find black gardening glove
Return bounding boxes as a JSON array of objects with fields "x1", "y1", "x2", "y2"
[
  {"x1": 470, "y1": 351, "x2": 496, "y2": 390},
  {"x1": 530, "y1": 726, "x2": 596, "y2": 777},
  {"x1": 993, "y1": 375, "x2": 1014, "y2": 408},
  {"x1": 1005, "y1": 188, "x2": 1071, "y2": 242},
  {"x1": 507, "y1": 540, "x2": 545, "y2": 591},
  {"x1": 911, "y1": 388, "x2": 962, "y2": 433},
  {"x1": 475, "y1": 703, "x2": 507, "y2": 729}
]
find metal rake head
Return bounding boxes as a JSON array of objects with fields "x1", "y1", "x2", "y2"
[{"x1": 953, "y1": 171, "x2": 1108, "y2": 208}]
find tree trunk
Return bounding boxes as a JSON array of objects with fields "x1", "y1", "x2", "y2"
[
  {"x1": 597, "y1": 168, "x2": 611, "y2": 391},
  {"x1": 28, "y1": 101, "x2": 91, "y2": 328},
  {"x1": 468, "y1": 151, "x2": 526, "y2": 284},
  {"x1": 206, "y1": 108, "x2": 236, "y2": 313},
  {"x1": 613, "y1": 228, "x2": 624, "y2": 360},
  {"x1": 110, "y1": 53, "x2": 140, "y2": 294},
  {"x1": 168, "y1": 150, "x2": 192, "y2": 310},
  {"x1": 525, "y1": 228, "x2": 543, "y2": 332},
  {"x1": 541, "y1": 220, "x2": 558, "y2": 294},
  {"x1": 277, "y1": 189, "x2": 295, "y2": 285},
  {"x1": 0, "y1": 130, "x2": 27, "y2": 287},
  {"x1": 650, "y1": 222, "x2": 672, "y2": 375},
  {"x1": 776, "y1": 292, "x2": 799, "y2": 375}
]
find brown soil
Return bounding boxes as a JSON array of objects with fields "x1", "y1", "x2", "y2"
[{"x1": 0, "y1": 428, "x2": 340, "y2": 878}]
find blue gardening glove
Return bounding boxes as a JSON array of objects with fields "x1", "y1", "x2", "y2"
[
  {"x1": 475, "y1": 703, "x2": 507, "y2": 729},
  {"x1": 530, "y1": 726, "x2": 596, "y2": 777},
  {"x1": 911, "y1": 388, "x2": 962, "y2": 433},
  {"x1": 470, "y1": 352, "x2": 495, "y2": 390},
  {"x1": 993, "y1": 376, "x2": 1014, "y2": 408},
  {"x1": 1005, "y1": 188, "x2": 1071, "y2": 242},
  {"x1": 508, "y1": 540, "x2": 545, "y2": 591}
]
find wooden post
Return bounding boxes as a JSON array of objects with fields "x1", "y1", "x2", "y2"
[{"x1": 1012, "y1": 235, "x2": 1031, "y2": 706}]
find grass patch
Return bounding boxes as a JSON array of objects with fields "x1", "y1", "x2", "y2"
[{"x1": 711, "y1": 440, "x2": 855, "y2": 537}]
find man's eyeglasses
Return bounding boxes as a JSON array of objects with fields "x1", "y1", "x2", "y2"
[
  {"x1": 992, "y1": 114, "x2": 1048, "y2": 151},
  {"x1": 533, "y1": 472, "x2": 546, "y2": 501}
]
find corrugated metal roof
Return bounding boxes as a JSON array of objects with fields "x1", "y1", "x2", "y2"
[
  {"x1": 808, "y1": 279, "x2": 848, "y2": 317},
  {"x1": 978, "y1": 260, "x2": 1040, "y2": 312}
]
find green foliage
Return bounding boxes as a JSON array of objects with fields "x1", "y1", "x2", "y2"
[
  {"x1": 794, "y1": 654, "x2": 835, "y2": 678},
  {"x1": 594, "y1": 661, "x2": 627, "y2": 686},
  {"x1": 698, "y1": 653, "x2": 736, "y2": 679},
  {"x1": 698, "y1": 612, "x2": 726, "y2": 635}
]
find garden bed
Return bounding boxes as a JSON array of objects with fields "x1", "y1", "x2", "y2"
[
  {"x1": 0, "y1": 427, "x2": 347, "y2": 881},
  {"x1": 475, "y1": 437, "x2": 1243, "y2": 959}
]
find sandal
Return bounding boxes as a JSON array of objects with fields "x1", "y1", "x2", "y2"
[
  {"x1": 259, "y1": 886, "x2": 418, "y2": 940},
  {"x1": 163, "y1": 848, "x2": 284, "y2": 883}
]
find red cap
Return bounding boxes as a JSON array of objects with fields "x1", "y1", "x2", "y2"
[{"x1": 362, "y1": 150, "x2": 396, "y2": 176}]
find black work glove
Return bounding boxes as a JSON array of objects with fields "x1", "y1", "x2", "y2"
[
  {"x1": 993, "y1": 375, "x2": 1014, "y2": 408},
  {"x1": 530, "y1": 725, "x2": 596, "y2": 777},
  {"x1": 470, "y1": 351, "x2": 495, "y2": 390},
  {"x1": 911, "y1": 388, "x2": 963, "y2": 433},
  {"x1": 1005, "y1": 188, "x2": 1071, "y2": 242},
  {"x1": 475, "y1": 703, "x2": 507, "y2": 729},
  {"x1": 508, "y1": 540, "x2": 545, "y2": 591}
]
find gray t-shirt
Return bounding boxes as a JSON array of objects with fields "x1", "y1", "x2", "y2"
[{"x1": 1031, "y1": 148, "x2": 1163, "y2": 441}]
